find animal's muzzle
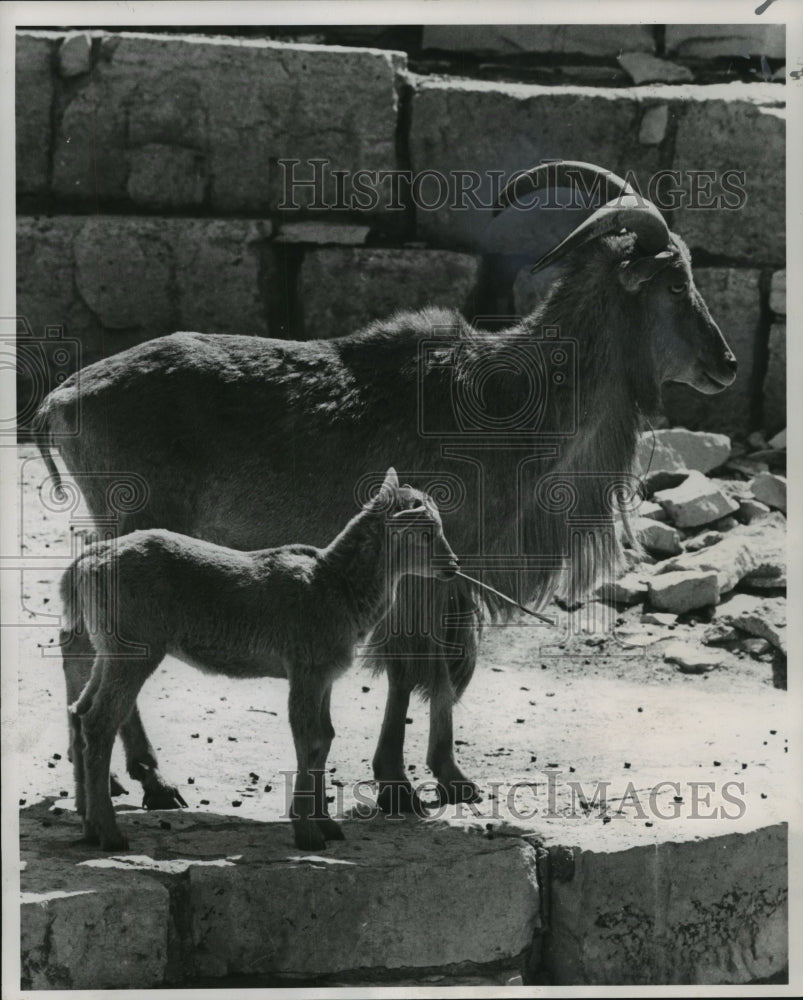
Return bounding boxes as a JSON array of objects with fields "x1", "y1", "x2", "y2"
[{"x1": 436, "y1": 557, "x2": 461, "y2": 580}]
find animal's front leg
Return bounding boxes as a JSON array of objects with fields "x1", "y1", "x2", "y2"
[
  {"x1": 313, "y1": 685, "x2": 344, "y2": 843},
  {"x1": 288, "y1": 680, "x2": 328, "y2": 851},
  {"x1": 372, "y1": 663, "x2": 423, "y2": 815},
  {"x1": 427, "y1": 662, "x2": 482, "y2": 806}
]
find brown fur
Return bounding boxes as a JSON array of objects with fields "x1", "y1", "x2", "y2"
[
  {"x1": 64, "y1": 470, "x2": 459, "y2": 851},
  {"x1": 38, "y1": 225, "x2": 736, "y2": 813}
]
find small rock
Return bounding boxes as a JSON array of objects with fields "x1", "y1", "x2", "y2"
[
  {"x1": 726, "y1": 457, "x2": 770, "y2": 478},
  {"x1": 741, "y1": 637, "x2": 771, "y2": 657},
  {"x1": 749, "y1": 472, "x2": 786, "y2": 513},
  {"x1": 638, "y1": 104, "x2": 669, "y2": 145},
  {"x1": 58, "y1": 32, "x2": 92, "y2": 77},
  {"x1": 618, "y1": 52, "x2": 694, "y2": 85},
  {"x1": 769, "y1": 271, "x2": 786, "y2": 315},
  {"x1": 633, "y1": 517, "x2": 682, "y2": 557},
  {"x1": 768, "y1": 428, "x2": 786, "y2": 450},
  {"x1": 635, "y1": 499, "x2": 666, "y2": 521},
  {"x1": 664, "y1": 641, "x2": 723, "y2": 673},
  {"x1": 657, "y1": 512, "x2": 785, "y2": 596},
  {"x1": 641, "y1": 611, "x2": 677, "y2": 627},
  {"x1": 702, "y1": 624, "x2": 741, "y2": 646},
  {"x1": 642, "y1": 469, "x2": 689, "y2": 496},
  {"x1": 636, "y1": 429, "x2": 730, "y2": 477},
  {"x1": 684, "y1": 530, "x2": 722, "y2": 552},
  {"x1": 737, "y1": 498, "x2": 771, "y2": 524},
  {"x1": 742, "y1": 569, "x2": 786, "y2": 591},
  {"x1": 713, "y1": 515, "x2": 739, "y2": 532},
  {"x1": 599, "y1": 571, "x2": 649, "y2": 605},
  {"x1": 747, "y1": 431, "x2": 767, "y2": 450},
  {"x1": 654, "y1": 470, "x2": 739, "y2": 528},
  {"x1": 648, "y1": 570, "x2": 719, "y2": 614},
  {"x1": 718, "y1": 593, "x2": 787, "y2": 655}
]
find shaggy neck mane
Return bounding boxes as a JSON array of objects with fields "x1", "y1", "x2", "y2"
[{"x1": 445, "y1": 237, "x2": 653, "y2": 611}]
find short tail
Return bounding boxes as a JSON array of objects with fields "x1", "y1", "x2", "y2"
[
  {"x1": 59, "y1": 558, "x2": 85, "y2": 637},
  {"x1": 32, "y1": 400, "x2": 64, "y2": 498}
]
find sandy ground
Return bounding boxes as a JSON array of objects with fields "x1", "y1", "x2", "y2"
[{"x1": 10, "y1": 446, "x2": 789, "y2": 850}]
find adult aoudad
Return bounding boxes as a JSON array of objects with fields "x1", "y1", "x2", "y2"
[{"x1": 37, "y1": 161, "x2": 737, "y2": 815}]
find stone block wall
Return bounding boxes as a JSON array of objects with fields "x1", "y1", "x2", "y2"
[{"x1": 16, "y1": 26, "x2": 786, "y2": 437}]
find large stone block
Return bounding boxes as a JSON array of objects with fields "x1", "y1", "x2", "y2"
[
  {"x1": 422, "y1": 24, "x2": 655, "y2": 57},
  {"x1": 665, "y1": 24, "x2": 785, "y2": 59},
  {"x1": 671, "y1": 85, "x2": 785, "y2": 265},
  {"x1": 42, "y1": 30, "x2": 404, "y2": 213},
  {"x1": 763, "y1": 322, "x2": 786, "y2": 435},
  {"x1": 21, "y1": 878, "x2": 171, "y2": 989},
  {"x1": 171, "y1": 219, "x2": 273, "y2": 335},
  {"x1": 410, "y1": 79, "x2": 645, "y2": 251},
  {"x1": 544, "y1": 825, "x2": 788, "y2": 984},
  {"x1": 16, "y1": 216, "x2": 273, "y2": 383},
  {"x1": 662, "y1": 268, "x2": 762, "y2": 436},
  {"x1": 299, "y1": 247, "x2": 479, "y2": 338},
  {"x1": 16, "y1": 33, "x2": 54, "y2": 196},
  {"x1": 188, "y1": 824, "x2": 539, "y2": 979}
]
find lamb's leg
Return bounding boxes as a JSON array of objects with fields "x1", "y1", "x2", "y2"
[
  {"x1": 288, "y1": 678, "x2": 329, "y2": 851},
  {"x1": 120, "y1": 707, "x2": 187, "y2": 809},
  {"x1": 81, "y1": 657, "x2": 158, "y2": 851},
  {"x1": 372, "y1": 663, "x2": 423, "y2": 815},
  {"x1": 62, "y1": 627, "x2": 128, "y2": 797},
  {"x1": 314, "y1": 686, "x2": 344, "y2": 842},
  {"x1": 427, "y1": 593, "x2": 482, "y2": 806},
  {"x1": 427, "y1": 663, "x2": 482, "y2": 806}
]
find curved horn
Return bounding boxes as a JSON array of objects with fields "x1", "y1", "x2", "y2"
[
  {"x1": 493, "y1": 160, "x2": 671, "y2": 270},
  {"x1": 531, "y1": 194, "x2": 670, "y2": 272},
  {"x1": 494, "y1": 161, "x2": 635, "y2": 216}
]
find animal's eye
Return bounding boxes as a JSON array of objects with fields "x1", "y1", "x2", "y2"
[{"x1": 669, "y1": 282, "x2": 687, "y2": 295}]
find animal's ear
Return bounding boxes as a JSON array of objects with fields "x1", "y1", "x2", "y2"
[
  {"x1": 618, "y1": 250, "x2": 675, "y2": 293},
  {"x1": 366, "y1": 467, "x2": 399, "y2": 510}
]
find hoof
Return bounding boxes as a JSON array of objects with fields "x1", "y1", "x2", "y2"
[
  {"x1": 293, "y1": 822, "x2": 327, "y2": 852},
  {"x1": 435, "y1": 779, "x2": 483, "y2": 806},
  {"x1": 99, "y1": 830, "x2": 129, "y2": 852},
  {"x1": 142, "y1": 786, "x2": 187, "y2": 810},
  {"x1": 316, "y1": 816, "x2": 346, "y2": 841},
  {"x1": 376, "y1": 781, "x2": 425, "y2": 816},
  {"x1": 109, "y1": 773, "x2": 129, "y2": 797}
]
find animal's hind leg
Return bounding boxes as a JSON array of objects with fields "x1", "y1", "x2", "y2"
[
  {"x1": 80, "y1": 657, "x2": 158, "y2": 851},
  {"x1": 372, "y1": 664, "x2": 423, "y2": 815},
  {"x1": 61, "y1": 626, "x2": 128, "y2": 797},
  {"x1": 120, "y1": 707, "x2": 187, "y2": 809}
]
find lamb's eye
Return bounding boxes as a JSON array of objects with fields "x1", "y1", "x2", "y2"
[{"x1": 669, "y1": 283, "x2": 687, "y2": 295}]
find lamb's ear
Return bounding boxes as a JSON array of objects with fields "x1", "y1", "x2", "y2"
[{"x1": 366, "y1": 467, "x2": 398, "y2": 511}]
